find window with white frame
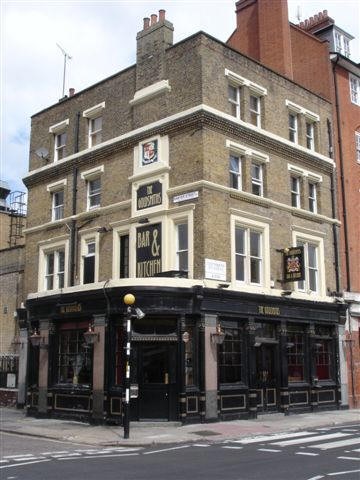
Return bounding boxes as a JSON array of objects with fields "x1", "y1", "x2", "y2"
[
  {"x1": 343, "y1": 37, "x2": 350, "y2": 58},
  {"x1": 306, "y1": 121, "x2": 315, "y2": 150},
  {"x1": 335, "y1": 31, "x2": 342, "y2": 54},
  {"x1": 235, "y1": 226, "x2": 262, "y2": 285},
  {"x1": 45, "y1": 249, "x2": 65, "y2": 290},
  {"x1": 228, "y1": 84, "x2": 241, "y2": 119},
  {"x1": 55, "y1": 132, "x2": 67, "y2": 161},
  {"x1": 87, "y1": 177, "x2": 101, "y2": 210},
  {"x1": 350, "y1": 74, "x2": 360, "y2": 105},
  {"x1": 176, "y1": 222, "x2": 188, "y2": 271},
  {"x1": 89, "y1": 116, "x2": 102, "y2": 147},
  {"x1": 83, "y1": 239, "x2": 96, "y2": 284},
  {"x1": 356, "y1": 132, "x2": 360, "y2": 163},
  {"x1": 291, "y1": 176, "x2": 301, "y2": 208},
  {"x1": 289, "y1": 113, "x2": 298, "y2": 143},
  {"x1": 335, "y1": 30, "x2": 352, "y2": 58},
  {"x1": 251, "y1": 162, "x2": 263, "y2": 196},
  {"x1": 229, "y1": 154, "x2": 242, "y2": 190},
  {"x1": 52, "y1": 190, "x2": 64, "y2": 221},
  {"x1": 297, "y1": 240, "x2": 319, "y2": 294},
  {"x1": 308, "y1": 182, "x2": 317, "y2": 213},
  {"x1": 249, "y1": 95, "x2": 261, "y2": 127}
]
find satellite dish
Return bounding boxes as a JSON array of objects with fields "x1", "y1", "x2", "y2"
[{"x1": 35, "y1": 147, "x2": 49, "y2": 160}]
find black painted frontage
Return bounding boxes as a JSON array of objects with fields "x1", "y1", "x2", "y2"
[{"x1": 26, "y1": 285, "x2": 346, "y2": 424}]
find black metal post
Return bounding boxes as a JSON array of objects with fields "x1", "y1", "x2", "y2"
[{"x1": 123, "y1": 306, "x2": 132, "y2": 439}]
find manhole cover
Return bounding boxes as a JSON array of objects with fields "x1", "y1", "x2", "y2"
[{"x1": 192, "y1": 430, "x2": 221, "y2": 436}]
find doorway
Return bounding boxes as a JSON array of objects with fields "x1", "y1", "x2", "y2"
[
  {"x1": 255, "y1": 344, "x2": 278, "y2": 412},
  {"x1": 131, "y1": 343, "x2": 178, "y2": 420}
]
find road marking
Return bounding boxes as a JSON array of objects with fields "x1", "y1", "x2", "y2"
[
  {"x1": 14, "y1": 457, "x2": 41, "y2": 462},
  {"x1": 327, "y1": 469, "x2": 360, "y2": 476},
  {"x1": 0, "y1": 460, "x2": 9, "y2": 464},
  {"x1": 144, "y1": 445, "x2": 190, "y2": 455},
  {"x1": 0, "y1": 459, "x2": 51, "y2": 469},
  {"x1": 233, "y1": 431, "x2": 316, "y2": 444},
  {"x1": 51, "y1": 453, "x2": 82, "y2": 458},
  {"x1": 271, "y1": 433, "x2": 350, "y2": 447},
  {"x1": 295, "y1": 452, "x2": 319, "y2": 456},
  {"x1": 337, "y1": 456, "x2": 360, "y2": 461},
  {"x1": 352, "y1": 449, "x2": 360, "y2": 452},
  {"x1": 58, "y1": 453, "x2": 140, "y2": 460},
  {"x1": 193, "y1": 444, "x2": 210, "y2": 447},
  {"x1": 257, "y1": 448, "x2": 282, "y2": 453},
  {"x1": 3, "y1": 454, "x2": 34, "y2": 459},
  {"x1": 306, "y1": 476, "x2": 324, "y2": 480},
  {"x1": 41, "y1": 450, "x2": 69, "y2": 455},
  {"x1": 312, "y1": 438, "x2": 360, "y2": 450},
  {"x1": 222, "y1": 446, "x2": 243, "y2": 450},
  {"x1": 341, "y1": 429, "x2": 359, "y2": 433}
]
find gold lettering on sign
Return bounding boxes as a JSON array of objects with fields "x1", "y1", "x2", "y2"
[
  {"x1": 258, "y1": 306, "x2": 280, "y2": 316},
  {"x1": 60, "y1": 304, "x2": 82, "y2": 314}
]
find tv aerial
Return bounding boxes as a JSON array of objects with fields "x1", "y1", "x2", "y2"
[{"x1": 56, "y1": 43, "x2": 72, "y2": 98}]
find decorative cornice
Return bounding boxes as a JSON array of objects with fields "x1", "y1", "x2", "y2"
[{"x1": 23, "y1": 105, "x2": 335, "y2": 187}]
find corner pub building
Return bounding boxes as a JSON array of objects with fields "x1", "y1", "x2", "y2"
[{"x1": 21, "y1": 9, "x2": 347, "y2": 425}]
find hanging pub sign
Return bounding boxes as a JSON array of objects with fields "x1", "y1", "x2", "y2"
[
  {"x1": 137, "y1": 181, "x2": 162, "y2": 210},
  {"x1": 283, "y1": 246, "x2": 305, "y2": 282},
  {"x1": 136, "y1": 223, "x2": 162, "y2": 277},
  {"x1": 142, "y1": 139, "x2": 158, "y2": 166}
]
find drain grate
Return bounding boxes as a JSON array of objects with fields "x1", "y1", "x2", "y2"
[{"x1": 192, "y1": 430, "x2": 221, "y2": 436}]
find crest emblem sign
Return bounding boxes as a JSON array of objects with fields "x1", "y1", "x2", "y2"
[{"x1": 142, "y1": 140, "x2": 158, "y2": 166}]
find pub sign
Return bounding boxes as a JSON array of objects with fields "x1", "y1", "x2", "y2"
[
  {"x1": 283, "y1": 246, "x2": 305, "y2": 282},
  {"x1": 136, "y1": 223, "x2": 162, "y2": 277},
  {"x1": 137, "y1": 181, "x2": 162, "y2": 210}
]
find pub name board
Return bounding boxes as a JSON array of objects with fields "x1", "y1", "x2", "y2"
[
  {"x1": 136, "y1": 223, "x2": 162, "y2": 277},
  {"x1": 137, "y1": 181, "x2": 162, "y2": 210},
  {"x1": 283, "y1": 246, "x2": 305, "y2": 282}
]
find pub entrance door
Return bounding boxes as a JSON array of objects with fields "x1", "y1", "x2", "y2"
[
  {"x1": 131, "y1": 342, "x2": 178, "y2": 421},
  {"x1": 255, "y1": 343, "x2": 278, "y2": 412}
]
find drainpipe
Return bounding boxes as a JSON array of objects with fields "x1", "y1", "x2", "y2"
[{"x1": 69, "y1": 112, "x2": 80, "y2": 286}]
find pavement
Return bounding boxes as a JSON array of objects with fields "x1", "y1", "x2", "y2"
[{"x1": 1, "y1": 407, "x2": 359, "y2": 447}]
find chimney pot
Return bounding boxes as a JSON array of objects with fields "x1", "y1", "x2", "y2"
[
  {"x1": 159, "y1": 9, "x2": 165, "y2": 22},
  {"x1": 69, "y1": 88, "x2": 75, "y2": 97},
  {"x1": 143, "y1": 17, "x2": 150, "y2": 30},
  {"x1": 150, "y1": 14, "x2": 157, "y2": 26},
  {"x1": 318, "y1": 12, "x2": 323, "y2": 19},
  {"x1": 314, "y1": 14, "x2": 319, "y2": 22},
  {"x1": 323, "y1": 10, "x2": 328, "y2": 17}
]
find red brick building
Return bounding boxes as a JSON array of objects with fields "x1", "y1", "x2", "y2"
[{"x1": 227, "y1": 0, "x2": 360, "y2": 408}]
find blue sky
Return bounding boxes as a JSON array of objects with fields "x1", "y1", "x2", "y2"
[{"x1": 1, "y1": 0, "x2": 359, "y2": 196}]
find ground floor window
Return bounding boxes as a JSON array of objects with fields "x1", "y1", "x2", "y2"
[
  {"x1": 219, "y1": 321, "x2": 244, "y2": 384},
  {"x1": 287, "y1": 325, "x2": 305, "y2": 382},
  {"x1": 56, "y1": 323, "x2": 93, "y2": 386}
]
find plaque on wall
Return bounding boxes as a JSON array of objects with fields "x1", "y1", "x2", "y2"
[
  {"x1": 136, "y1": 223, "x2": 162, "y2": 277},
  {"x1": 137, "y1": 181, "x2": 162, "y2": 210},
  {"x1": 142, "y1": 139, "x2": 158, "y2": 166},
  {"x1": 283, "y1": 246, "x2": 305, "y2": 282}
]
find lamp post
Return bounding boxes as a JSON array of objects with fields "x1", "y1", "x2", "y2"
[{"x1": 122, "y1": 293, "x2": 145, "y2": 439}]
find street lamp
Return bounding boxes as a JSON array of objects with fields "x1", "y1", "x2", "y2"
[{"x1": 123, "y1": 293, "x2": 145, "y2": 439}]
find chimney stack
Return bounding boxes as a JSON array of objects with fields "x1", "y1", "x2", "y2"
[
  {"x1": 69, "y1": 88, "x2": 75, "y2": 97},
  {"x1": 159, "y1": 9, "x2": 166, "y2": 22},
  {"x1": 150, "y1": 14, "x2": 157, "y2": 26},
  {"x1": 143, "y1": 17, "x2": 150, "y2": 30}
]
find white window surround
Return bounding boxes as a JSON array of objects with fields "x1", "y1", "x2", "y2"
[
  {"x1": 288, "y1": 164, "x2": 322, "y2": 183},
  {"x1": 285, "y1": 100, "x2": 320, "y2": 122},
  {"x1": 349, "y1": 74, "x2": 360, "y2": 105},
  {"x1": 80, "y1": 165, "x2": 104, "y2": 181},
  {"x1": 112, "y1": 225, "x2": 130, "y2": 279},
  {"x1": 225, "y1": 69, "x2": 268, "y2": 96},
  {"x1": 129, "y1": 80, "x2": 171, "y2": 106},
  {"x1": 230, "y1": 214, "x2": 270, "y2": 291},
  {"x1": 38, "y1": 239, "x2": 69, "y2": 292},
  {"x1": 49, "y1": 119, "x2": 69, "y2": 134},
  {"x1": 226, "y1": 139, "x2": 269, "y2": 163},
  {"x1": 291, "y1": 230, "x2": 326, "y2": 298},
  {"x1": 82, "y1": 102, "x2": 105, "y2": 119},
  {"x1": 131, "y1": 173, "x2": 169, "y2": 218},
  {"x1": 46, "y1": 179, "x2": 67, "y2": 192},
  {"x1": 356, "y1": 132, "x2": 360, "y2": 163},
  {"x1": 80, "y1": 231, "x2": 100, "y2": 285},
  {"x1": 170, "y1": 210, "x2": 193, "y2": 277}
]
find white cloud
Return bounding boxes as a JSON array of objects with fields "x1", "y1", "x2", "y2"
[{"x1": 1, "y1": 0, "x2": 359, "y2": 193}]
